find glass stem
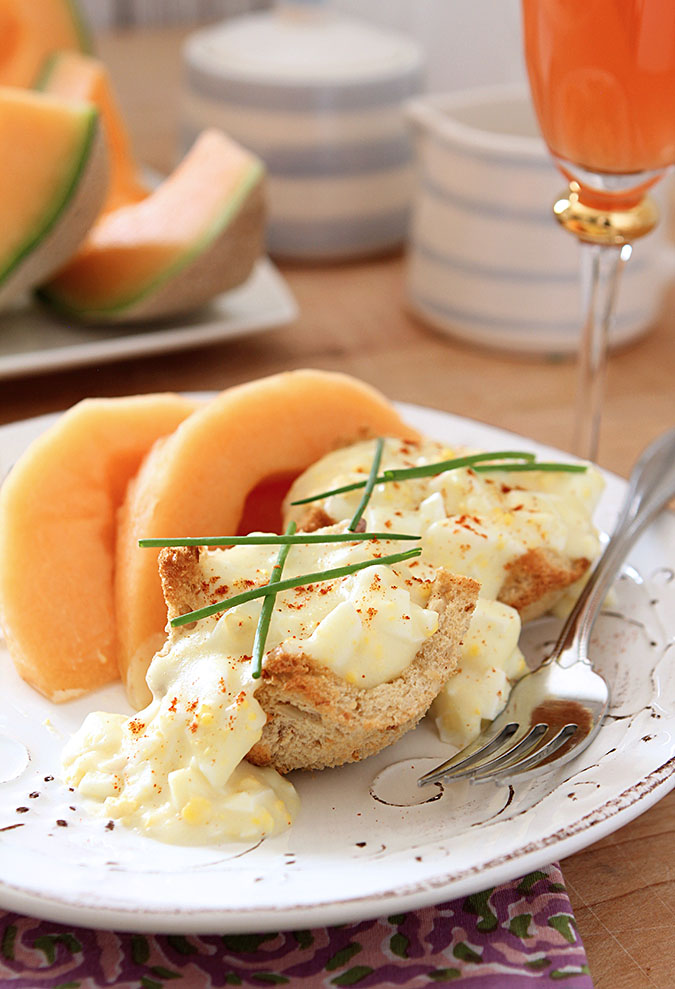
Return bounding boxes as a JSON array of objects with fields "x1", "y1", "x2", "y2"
[{"x1": 573, "y1": 240, "x2": 632, "y2": 461}]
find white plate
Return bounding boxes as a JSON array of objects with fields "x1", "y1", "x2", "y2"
[
  {"x1": 0, "y1": 402, "x2": 673, "y2": 933},
  {"x1": 0, "y1": 258, "x2": 297, "y2": 380}
]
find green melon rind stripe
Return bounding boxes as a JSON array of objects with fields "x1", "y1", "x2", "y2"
[
  {"x1": 33, "y1": 52, "x2": 62, "y2": 92},
  {"x1": 33, "y1": 0, "x2": 95, "y2": 90},
  {"x1": 30, "y1": 4, "x2": 93, "y2": 89},
  {"x1": 0, "y1": 105, "x2": 99, "y2": 291},
  {"x1": 38, "y1": 156, "x2": 265, "y2": 318},
  {"x1": 66, "y1": 0, "x2": 94, "y2": 55}
]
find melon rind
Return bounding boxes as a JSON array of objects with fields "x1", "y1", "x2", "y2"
[
  {"x1": 35, "y1": 50, "x2": 148, "y2": 212},
  {"x1": 61, "y1": 0, "x2": 93, "y2": 58},
  {"x1": 37, "y1": 152, "x2": 265, "y2": 323},
  {"x1": 0, "y1": 0, "x2": 92, "y2": 88},
  {"x1": 0, "y1": 102, "x2": 108, "y2": 309},
  {"x1": 104, "y1": 167, "x2": 265, "y2": 322}
]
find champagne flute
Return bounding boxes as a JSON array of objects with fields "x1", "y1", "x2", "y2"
[{"x1": 522, "y1": 0, "x2": 675, "y2": 461}]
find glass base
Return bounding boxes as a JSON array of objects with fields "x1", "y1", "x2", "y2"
[{"x1": 553, "y1": 184, "x2": 659, "y2": 246}]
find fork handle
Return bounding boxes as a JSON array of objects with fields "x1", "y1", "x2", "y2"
[{"x1": 553, "y1": 427, "x2": 675, "y2": 662}]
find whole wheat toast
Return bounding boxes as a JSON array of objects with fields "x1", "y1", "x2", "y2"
[{"x1": 156, "y1": 545, "x2": 479, "y2": 773}]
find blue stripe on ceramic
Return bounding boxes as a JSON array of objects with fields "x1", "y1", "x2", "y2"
[
  {"x1": 412, "y1": 241, "x2": 649, "y2": 284},
  {"x1": 181, "y1": 123, "x2": 411, "y2": 177},
  {"x1": 410, "y1": 290, "x2": 644, "y2": 335},
  {"x1": 260, "y1": 136, "x2": 412, "y2": 177},
  {"x1": 267, "y1": 209, "x2": 409, "y2": 256},
  {"x1": 419, "y1": 174, "x2": 553, "y2": 225},
  {"x1": 184, "y1": 64, "x2": 423, "y2": 112}
]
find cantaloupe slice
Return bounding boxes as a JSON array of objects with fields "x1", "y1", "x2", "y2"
[
  {"x1": 116, "y1": 370, "x2": 419, "y2": 708},
  {"x1": 37, "y1": 51, "x2": 148, "y2": 213},
  {"x1": 0, "y1": 394, "x2": 199, "y2": 702},
  {"x1": 38, "y1": 128, "x2": 265, "y2": 323},
  {"x1": 0, "y1": 0, "x2": 90, "y2": 88},
  {"x1": 0, "y1": 87, "x2": 107, "y2": 309}
]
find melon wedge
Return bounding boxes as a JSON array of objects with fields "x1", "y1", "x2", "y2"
[
  {"x1": 0, "y1": 86, "x2": 107, "y2": 308},
  {"x1": 37, "y1": 51, "x2": 148, "y2": 213},
  {"x1": 0, "y1": 0, "x2": 90, "y2": 88},
  {"x1": 39, "y1": 128, "x2": 265, "y2": 323},
  {"x1": 0, "y1": 394, "x2": 199, "y2": 702},
  {"x1": 116, "y1": 370, "x2": 419, "y2": 708}
]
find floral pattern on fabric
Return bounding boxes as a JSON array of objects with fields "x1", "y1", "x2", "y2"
[{"x1": 0, "y1": 864, "x2": 592, "y2": 987}]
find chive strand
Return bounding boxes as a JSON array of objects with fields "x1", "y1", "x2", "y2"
[
  {"x1": 251, "y1": 521, "x2": 296, "y2": 679},
  {"x1": 381, "y1": 450, "x2": 537, "y2": 483},
  {"x1": 139, "y1": 531, "x2": 420, "y2": 549},
  {"x1": 349, "y1": 437, "x2": 384, "y2": 532},
  {"x1": 170, "y1": 547, "x2": 422, "y2": 627},
  {"x1": 474, "y1": 461, "x2": 587, "y2": 474},
  {"x1": 289, "y1": 478, "x2": 373, "y2": 504},
  {"x1": 290, "y1": 450, "x2": 537, "y2": 505}
]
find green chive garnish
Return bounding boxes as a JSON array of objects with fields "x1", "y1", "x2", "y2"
[
  {"x1": 170, "y1": 547, "x2": 422, "y2": 628},
  {"x1": 474, "y1": 461, "x2": 587, "y2": 474},
  {"x1": 290, "y1": 478, "x2": 383, "y2": 504},
  {"x1": 251, "y1": 521, "x2": 296, "y2": 679},
  {"x1": 139, "y1": 531, "x2": 419, "y2": 549},
  {"x1": 380, "y1": 451, "x2": 538, "y2": 482},
  {"x1": 349, "y1": 437, "x2": 384, "y2": 532},
  {"x1": 290, "y1": 451, "x2": 537, "y2": 505}
]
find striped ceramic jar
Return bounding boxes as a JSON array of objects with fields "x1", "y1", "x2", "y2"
[
  {"x1": 405, "y1": 86, "x2": 673, "y2": 357},
  {"x1": 181, "y1": 5, "x2": 424, "y2": 259}
]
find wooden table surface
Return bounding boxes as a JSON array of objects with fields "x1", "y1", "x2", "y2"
[{"x1": 2, "y1": 26, "x2": 675, "y2": 989}]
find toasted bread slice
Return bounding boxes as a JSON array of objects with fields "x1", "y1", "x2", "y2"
[
  {"x1": 156, "y1": 546, "x2": 479, "y2": 774},
  {"x1": 498, "y1": 547, "x2": 590, "y2": 622}
]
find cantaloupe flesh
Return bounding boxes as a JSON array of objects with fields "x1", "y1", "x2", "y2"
[
  {"x1": 0, "y1": 87, "x2": 99, "y2": 294},
  {"x1": 0, "y1": 0, "x2": 90, "y2": 87},
  {"x1": 116, "y1": 370, "x2": 420, "y2": 709},
  {"x1": 37, "y1": 51, "x2": 147, "y2": 213},
  {"x1": 0, "y1": 394, "x2": 199, "y2": 702},
  {"x1": 40, "y1": 128, "x2": 264, "y2": 317}
]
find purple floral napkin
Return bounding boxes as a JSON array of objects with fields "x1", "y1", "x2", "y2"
[{"x1": 0, "y1": 862, "x2": 592, "y2": 988}]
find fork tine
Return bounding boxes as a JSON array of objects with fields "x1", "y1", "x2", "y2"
[
  {"x1": 430, "y1": 723, "x2": 550, "y2": 783},
  {"x1": 417, "y1": 722, "x2": 519, "y2": 786},
  {"x1": 471, "y1": 724, "x2": 579, "y2": 782}
]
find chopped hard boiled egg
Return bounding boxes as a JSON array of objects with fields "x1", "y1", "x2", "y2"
[
  {"x1": 61, "y1": 623, "x2": 299, "y2": 844},
  {"x1": 286, "y1": 436, "x2": 602, "y2": 750},
  {"x1": 62, "y1": 532, "x2": 441, "y2": 845},
  {"x1": 430, "y1": 598, "x2": 527, "y2": 749},
  {"x1": 62, "y1": 435, "x2": 602, "y2": 846}
]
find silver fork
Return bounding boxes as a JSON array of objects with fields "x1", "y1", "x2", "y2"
[{"x1": 418, "y1": 427, "x2": 675, "y2": 788}]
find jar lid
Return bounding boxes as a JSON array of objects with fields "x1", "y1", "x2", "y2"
[{"x1": 184, "y1": 6, "x2": 423, "y2": 87}]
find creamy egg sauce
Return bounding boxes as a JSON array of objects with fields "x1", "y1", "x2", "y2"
[
  {"x1": 286, "y1": 436, "x2": 603, "y2": 747},
  {"x1": 431, "y1": 598, "x2": 526, "y2": 748},
  {"x1": 285, "y1": 438, "x2": 603, "y2": 598},
  {"x1": 63, "y1": 436, "x2": 602, "y2": 846},
  {"x1": 62, "y1": 534, "x2": 440, "y2": 845}
]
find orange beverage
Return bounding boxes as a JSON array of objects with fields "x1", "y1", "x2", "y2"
[{"x1": 523, "y1": 0, "x2": 675, "y2": 208}]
